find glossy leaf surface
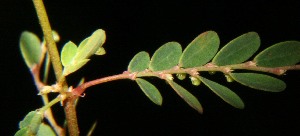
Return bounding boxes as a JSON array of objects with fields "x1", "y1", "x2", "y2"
[
  {"x1": 199, "y1": 76, "x2": 244, "y2": 109},
  {"x1": 61, "y1": 41, "x2": 77, "y2": 66},
  {"x1": 136, "y1": 78, "x2": 162, "y2": 105},
  {"x1": 167, "y1": 80, "x2": 203, "y2": 113},
  {"x1": 254, "y1": 41, "x2": 300, "y2": 67},
  {"x1": 20, "y1": 31, "x2": 42, "y2": 68},
  {"x1": 230, "y1": 73, "x2": 286, "y2": 92},
  {"x1": 213, "y1": 32, "x2": 260, "y2": 66},
  {"x1": 128, "y1": 51, "x2": 150, "y2": 72},
  {"x1": 149, "y1": 42, "x2": 182, "y2": 71},
  {"x1": 179, "y1": 31, "x2": 219, "y2": 68}
]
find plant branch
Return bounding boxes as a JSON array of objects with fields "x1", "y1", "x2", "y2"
[
  {"x1": 32, "y1": 0, "x2": 79, "y2": 135},
  {"x1": 72, "y1": 62, "x2": 300, "y2": 96}
]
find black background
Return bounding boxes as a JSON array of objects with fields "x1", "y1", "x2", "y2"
[{"x1": 1, "y1": 0, "x2": 300, "y2": 135}]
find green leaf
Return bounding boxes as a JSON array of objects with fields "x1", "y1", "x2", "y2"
[
  {"x1": 167, "y1": 80, "x2": 203, "y2": 113},
  {"x1": 73, "y1": 29, "x2": 106, "y2": 61},
  {"x1": 61, "y1": 41, "x2": 78, "y2": 66},
  {"x1": 149, "y1": 42, "x2": 182, "y2": 71},
  {"x1": 63, "y1": 59, "x2": 90, "y2": 76},
  {"x1": 199, "y1": 76, "x2": 244, "y2": 109},
  {"x1": 128, "y1": 51, "x2": 150, "y2": 72},
  {"x1": 136, "y1": 78, "x2": 162, "y2": 105},
  {"x1": 18, "y1": 110, "x2": 43, "y2": 135},
  {"x1": 179, "y1": 31, "x2": 220, "y2": 68},
  {"x1": 77, "y1": 37, "x2": 89, "y2": 51},
  {"x1": 14, "y1": 128, "x2": 28, "y2": 136},
  {"x1": 212, "y1": 32, "x2": 260, "y2": 66},
  {"x1": 20, "y1": 31, "x2": 42, "y2": 69},
  {"x1": 19, "y1": 111, "x2": 38, "y2": 128},
  {"x1": 230, "y1": 73, "x2": 286, "y2": 92},
  {"x1": 37, "y1": 123, "x2": 56, "y2": 136},
  {"x1": 254, "y1": 41, "x2": 300, "y2": 67}
]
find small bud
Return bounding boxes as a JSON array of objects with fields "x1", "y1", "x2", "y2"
[
  {"x1": 176, "y1": 73, "x2": 187, "y2": 80},
  {"x1": 52, "y1": 30, "x2": 60, "y2": 42},
  {"x1": 225, "y1": 74, "x2": 234, "y2": 82},
  {"x1": 190, "y1": 76, "x2": 201, "y2": 86},
  {"x1": 39, "y1": 86, "x2": 54, "y2": 95}
]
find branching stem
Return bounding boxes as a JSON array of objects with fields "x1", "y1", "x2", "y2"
[
  {"x1": 72, "y1": 62, "x2": 300, "y2": 96},
  {"x1": 32, "y1": 0, "x2": 79, "y2": 135}
]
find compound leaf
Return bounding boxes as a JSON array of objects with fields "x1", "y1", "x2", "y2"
[
  {"x1": 136, "y1": 78, "x2": 162, "y2": 105},
  {"x1": 230, "y1": 73, "x2": 286, "y2": 92},
  {"x1": 199, "y1": 76, "x2": 244, "y2": 109},
  {"x1": 179, "y1": 31, "x2": 219, "y2": 68},
  {"x1": 128, "y1": 51, "x2": 150, "y2": 72},
  {"x1": 20, "y1": 31, "x2": 42, "y2": 69},
  {"x1": 149, "y1": 42, "x2": 182, "y2": 71},
  {"x1": 167, "y1": 80, "x2": 203, "y2": 113},
  {"x1": 254, "y1": 41, "x2": 300, "y2": 67},
  {"x1": 37, "y1": 123, "x2": 56, "y2": 136},
  {"x1": 61, "y1": 41, "x2": 78, "y2": 66},
  {"x1": 213, "y1": 32, "x2": 260, "y2": 66}
]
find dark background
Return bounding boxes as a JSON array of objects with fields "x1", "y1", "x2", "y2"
[{"x1": 1, "y1": 0, "x2": 300, "y2": 135}]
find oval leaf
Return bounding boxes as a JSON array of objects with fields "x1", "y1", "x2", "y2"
[
  {"x1": 254, "y1": 41, "x2": 300, "y2": 67},
  {"x1": 149, "y1": 42, "x2": 182, "y2": 71},
  {"x1": 167, "y1": 80, "x2": 203, "y2": 113},
  {"x1": 128, "y1": 51, "x2": 150, "y2": 72},
  {"x1": 212, "y1": 32, "x2": 260, "y2": 66},
  {"x1": 63, "y1": 59, "x2": 90, "y2": 76},
  {"x1": 179, "y1": 31, "x2": 220, "y2": 68},
  {"x1": 199, "y1": 76, "x2": 244, "y2": 109},
  {"x1": 74, "y1": 29, "x2": 106, "y2": 61},
  {"x1": 136, "y1": 78, "x2": 162, "y2": 105},
  {"x1": 20, "y1": 31, "x2": 42, "y2": 68},
  {"x1": 230, "y1": 73, "x2": 286, "y2": 92},
  {"x1": 61, "y1": 41, "x2": 78, "y2": 66}
]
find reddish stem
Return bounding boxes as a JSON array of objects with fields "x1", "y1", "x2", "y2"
[{"x1": 72, "y1": 72, "x2": 132, "y2": 96}]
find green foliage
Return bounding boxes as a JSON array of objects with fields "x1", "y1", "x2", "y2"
[
  {"x1": 20, "y1": 31, "x2": 42, "y2": 69},
  {"x1": 167, "y1": 80, "x2": 203, "y2": 113},
  {"x1": 136, "y1": 78, "x2": 162, "y2": 105},
  {"x1": 212, "y1": 32, "x2": 260, "y2": 66},
  {"x1": 230, "y1": 73, "x2": 286, "y2": 92},
  {"x1": 179, "y1": 31, "x2": 220, "y2": 68},
  {"x1": 199, "y1": 76, "x2": 244, "y2": 109},
  {"x1": 61, "y1": 29, "x2": 106, "y2": 76},
  {"x1": 149, "y1": 42, "x2": 182, "y2": 71},
  {"x1": 254, "y1": 41, "x2": 300, "y2": 67},
  {"x1": 19, "y1": 27, "x2": 300, "y2": 135},
  {"x1": 61, "y1": 41, "x2": 77, "y2": 66},
  {"x1": 128, "y1": 51, "x2": 150, "y2": 72},
  {"x1": 126, "y1": 30, "x2": 300, "y2": 113},
  {"x1": 15, "y1": 110, "x2": 46, "y2": 136}
]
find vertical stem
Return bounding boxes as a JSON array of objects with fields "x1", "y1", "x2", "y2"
[
  {"x1": 32, "y1": 0, "x2": 79, "y2": 135},
  {"x1": 64, "y1": 96, "x2": 79, "y2": 136}
]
